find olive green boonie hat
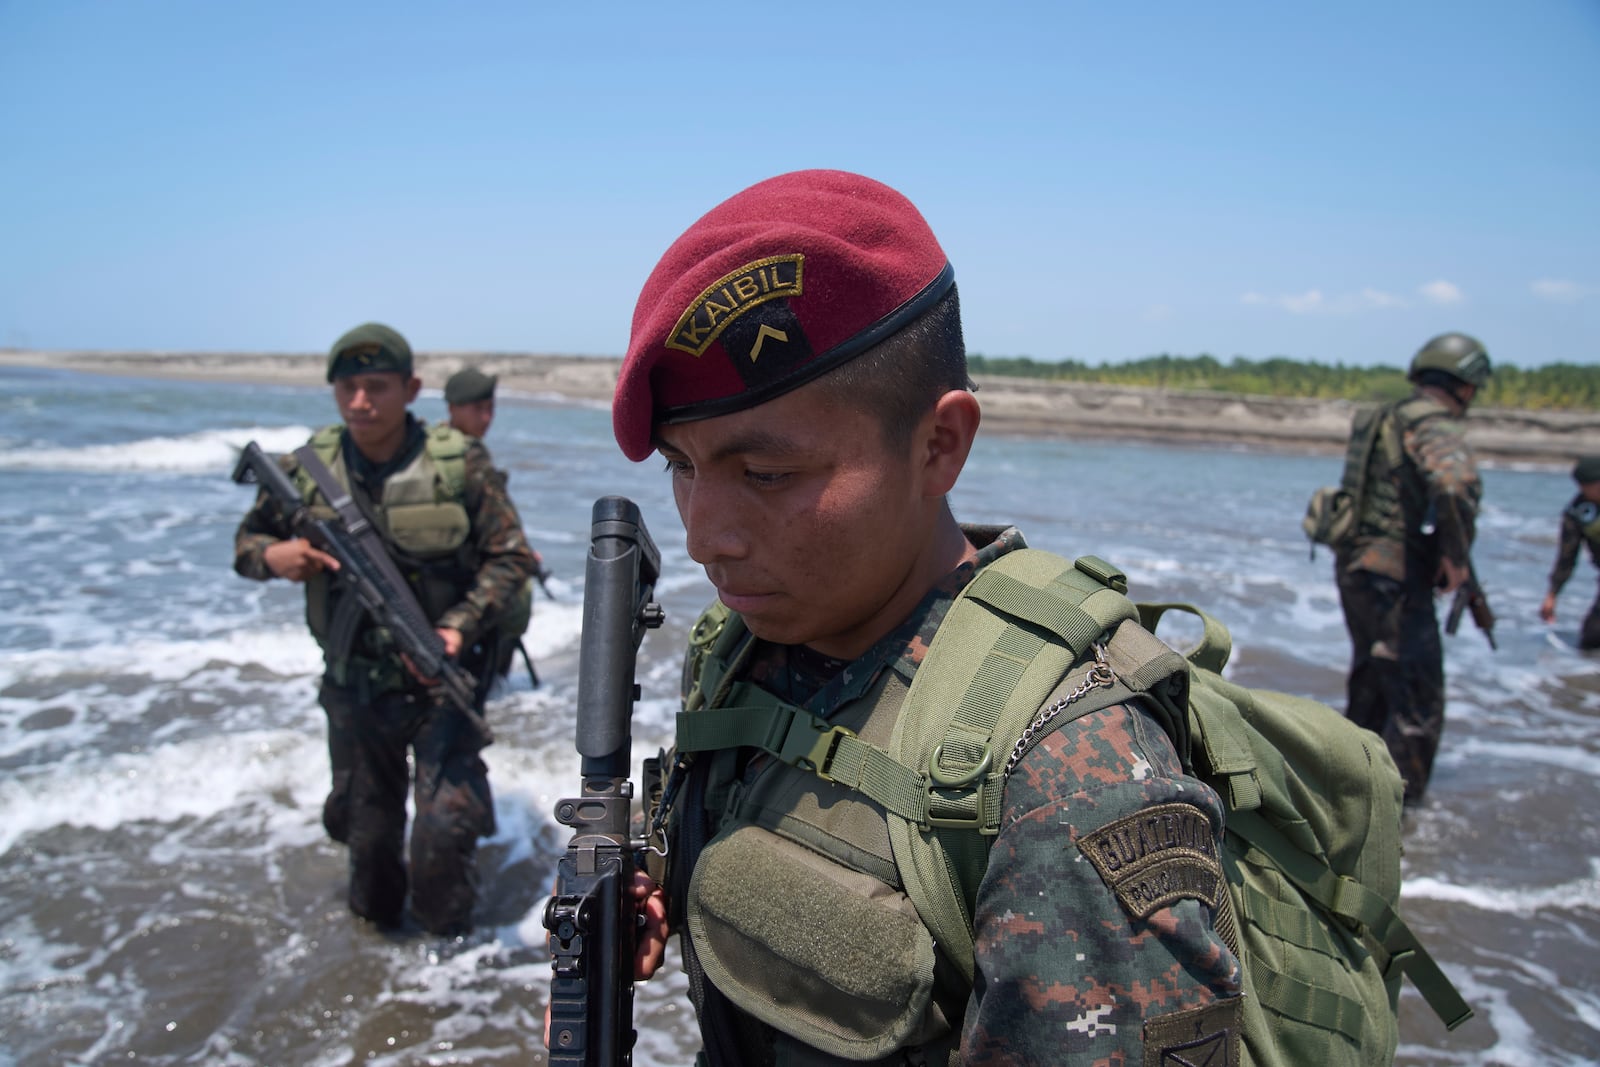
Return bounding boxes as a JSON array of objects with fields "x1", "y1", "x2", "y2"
[
  {"x1": 326, "y1": 322, "x2": 414, "y2": 382},
  {"x1": 444, "y1": 366, "x2": 497, "y2": 405},
  {"x1": 1574, "y1": 456, "x2": 1600, "y2": 485}
]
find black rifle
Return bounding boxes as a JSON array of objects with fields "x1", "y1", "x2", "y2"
[
  {"x1": 544, "y1": 496, "x2": 664, "y2": 1067},
  {"x1": 231, "y1": 441, "x2": 488, "y2": 738},
  {"x1": 1445, "y1": 563, "x2": 1497, "y2": 651}
]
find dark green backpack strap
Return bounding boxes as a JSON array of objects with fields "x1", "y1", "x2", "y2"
[
  {"x1": 1228, "y1": 808, "x2": 1473, "y2": 1031},
  {"x1": 675, "y1": 693, "x2": 932, "y2": 826},
  {"x1": 1135, "y1": 602, "x2": 1265, "y2": 812},
  {"x1": 885, "y1": 550, "x2": 1156, "y2": 983}
]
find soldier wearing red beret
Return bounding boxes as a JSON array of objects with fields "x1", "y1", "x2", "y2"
[{"x1": 603, "y1": 170, "x2": 1242, "y2": 1064}]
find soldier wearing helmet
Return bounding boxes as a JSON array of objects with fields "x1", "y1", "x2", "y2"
[
  {"x1": 1333, "y1": 332, "x2": 1490, "y2": 805},
  {"x1": 1540, "y1": 455, "x2": 1600, "y2": 649}
]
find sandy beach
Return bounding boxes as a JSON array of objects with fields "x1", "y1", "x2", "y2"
[{"x1": 5, "y1": 348, "x2": 1599, "y2": 465}]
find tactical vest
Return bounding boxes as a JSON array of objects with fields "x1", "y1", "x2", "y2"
[
  {"x1": 668, "y1": 549, "x2": 1470, "y2": 1066},
  {"x1": 1342, "y1": 394, "x2": 1450, "y2": 549},
  {"x1": 293, "y1": 423, "x2": 474, "y2": 682},
  {"x1": 673, "y1": 606, "x2": 966, "y2": 1064}
]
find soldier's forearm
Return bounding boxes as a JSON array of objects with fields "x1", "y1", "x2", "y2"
[{"x1": 233, "y1": 532, "x2": 282, "y2": 581}]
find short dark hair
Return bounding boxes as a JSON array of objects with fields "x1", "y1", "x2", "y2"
[{"x1": 816, "y1": 285, "x2": 968, "y2": 448}]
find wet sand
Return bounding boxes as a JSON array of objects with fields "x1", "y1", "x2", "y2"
[{"x1": 5, "y1": 348, "x2": 1598, "y2": 465}]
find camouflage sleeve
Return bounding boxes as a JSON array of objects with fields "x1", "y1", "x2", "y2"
[
  {"x1": 1549, "y1": 509, "x2": 1583, "y2": 596},
  {"x1": 434, "y1": 441, "x2": 537, "y2": 644},
  {"x1": 1406, "y1": 413, "x2": 1482, "y2": 567},
  {"x1": 232, "y1": 454, "x2": 299, "y2": 581},
  {"x1": 960, "y1": 701, "x2": 1242, "y2": 1065}
]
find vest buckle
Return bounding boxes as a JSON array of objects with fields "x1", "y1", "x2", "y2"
[{"x1": 774, "y1": 714, "x2": 857, "y2": 784}]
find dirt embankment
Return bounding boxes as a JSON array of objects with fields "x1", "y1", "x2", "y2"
[{"x1": 6, "y1": 350, "x2": 1597, "y2": 465}]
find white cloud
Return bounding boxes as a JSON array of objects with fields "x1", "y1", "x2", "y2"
[
  {"x1": 1239, "y1": 287, "x2": 1406, "y2": 315},
  {"x1": 1418, "y1": 280, "x2": 1464, "y2": 305},
  {"x1": 1530, "y1": 278, "x2": 1590, "y2": 303},
  {"x1": 1280, "y1": 289, "x2": 1324, "y2": 314}
]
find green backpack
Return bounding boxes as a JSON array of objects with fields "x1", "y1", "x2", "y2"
[
  {"x1": 683, "y1": 548, "x2": 1472, "y2": 1065},
  {"x1": 1302, "y1": 400, "x2": 1393, "y2": 557}
]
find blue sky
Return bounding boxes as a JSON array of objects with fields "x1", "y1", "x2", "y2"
[{"x1": 1, "y1": 1, "x2": 1596, "y2": 368}]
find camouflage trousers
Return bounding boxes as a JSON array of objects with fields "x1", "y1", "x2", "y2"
[
  {"x1": 318, "y1": 676, "x2": 495, "y2": 935},
  {"x1": 1335, "y1": 568, "x2": 1445, "y2": 805}
]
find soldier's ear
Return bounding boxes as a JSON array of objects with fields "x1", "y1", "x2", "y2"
[
  {"x1": 405, "y1": 376, "x2": 423, "y2": 404},
  {"x1": 917, "y1": 389, "x2": 981, "y2": 499}
]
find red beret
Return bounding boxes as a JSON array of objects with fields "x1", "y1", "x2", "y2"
[{"x1": 614, "y1": 169, "x2": 955, "y2": 461}]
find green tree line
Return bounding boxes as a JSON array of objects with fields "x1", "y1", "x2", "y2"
[{"x1": 967, "y1": 353, "x2": 1600, "y2": 411}]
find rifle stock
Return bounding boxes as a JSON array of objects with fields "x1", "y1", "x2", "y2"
[
  {"x1": 230, "y1": 441, "x2": 487, "y2": 735},
  {"x1": 544, "y1": 496, "x2": 664, "y2": 1066}
]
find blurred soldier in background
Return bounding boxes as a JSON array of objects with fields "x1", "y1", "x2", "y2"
[
  {"x1": 445, "y1": 366, "x2": 497, "y2": 439},
  {"x1": 1540, "y1": 455, "x2": 1600, "y2": 650},
  {"x1": 443, "y1": 363, "x2": 548, "y2": 681}
]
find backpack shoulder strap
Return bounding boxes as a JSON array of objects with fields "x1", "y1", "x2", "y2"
[{"x1": 886, "y1": 549, "x2": 1175, "y2": 983}]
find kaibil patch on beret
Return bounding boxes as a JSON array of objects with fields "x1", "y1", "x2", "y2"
[{"x1": 613, "y1": 169, "x2": 955, "y2": 461}]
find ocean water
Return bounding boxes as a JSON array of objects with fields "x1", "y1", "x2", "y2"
[{"x1": 1, "y1": 364, "x2": 1597, "y2": 1066}]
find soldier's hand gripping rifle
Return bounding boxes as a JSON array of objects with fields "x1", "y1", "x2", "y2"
[
  {"x1": 230, "y1": 441, "x2": 488, "y2": 738},
  {"x1": 1445, "y1": 562, "x2": 1497, "y2": 651},
  {"x1": 544, "y1": 496, "x2": 664, "y2": 1067}
]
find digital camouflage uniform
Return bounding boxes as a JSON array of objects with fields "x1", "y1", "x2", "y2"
[
  {"x1": 1546, "y1": 494, "x2": 1600, "y2": 650},
  {"x1": 1335, "y1": 393, "x2": 1480, "y2": 804},
  {"x1": 665, "y1": 526, "x2": 1242, "y2": 1065},
  {"x1": 234, "y1": 415, "x2": 536, "y2": 933}
]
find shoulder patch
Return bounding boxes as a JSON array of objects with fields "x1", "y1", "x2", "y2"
[
  {"x1": 1142, "y1": 998, "x2": 1241, "y2": 1067},
  {"x1": 1077, "y1": 802, "x2": 1224, "y2": 919},
  {"x1": 666, "y1": 254, "x2": 804, "y2": 357}
]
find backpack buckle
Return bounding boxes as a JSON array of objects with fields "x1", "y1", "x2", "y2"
[
  {"x1": 925, "y1": 743, "x2": 995, "y2": 832},
  {"x1": 776, "y1": 717, "x2": 857, "y2": 783}
]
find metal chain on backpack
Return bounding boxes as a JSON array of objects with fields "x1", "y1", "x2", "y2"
[{"x1": 1002, "y1": 641, "x2": 1116, "y2": 777}]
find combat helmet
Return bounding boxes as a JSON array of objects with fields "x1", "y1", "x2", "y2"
[{"x1": 1409, "y1": 332, "x2": 1492, "y2": 388}]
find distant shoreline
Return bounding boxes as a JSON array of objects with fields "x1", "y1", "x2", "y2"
[{"x1": 5, "y1": 349, "x2": 1598, "y2": 466}]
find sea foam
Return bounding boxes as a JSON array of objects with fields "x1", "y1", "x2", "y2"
[{"x1": 0, "y1": 424, "x2": 312, "y2": 474}]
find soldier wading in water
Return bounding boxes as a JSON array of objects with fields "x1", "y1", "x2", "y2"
[{"x1": 235, "y1": 323, "x2": 536, "y2": 935}]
